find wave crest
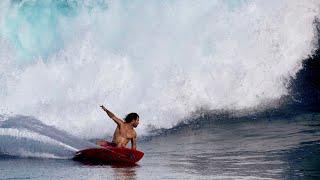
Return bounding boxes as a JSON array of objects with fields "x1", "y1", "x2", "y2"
[{"x1": 0, "y1": 0, "x2": 319, "y2": 137}]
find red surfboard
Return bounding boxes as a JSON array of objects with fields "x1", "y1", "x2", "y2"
[{"x1": 73, "y1": 140, "x2": 144, "y2": 165}]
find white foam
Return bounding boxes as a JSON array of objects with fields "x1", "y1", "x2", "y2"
[
  {"x1": 0, "y1": 128, "x2": 78, "y2": 158},
  {"x1": 0, "y1": 0, "x2": 319, "y2": 138},
  {"x1": 15, "y1": 149, "x2": 67, "y2": 159}
]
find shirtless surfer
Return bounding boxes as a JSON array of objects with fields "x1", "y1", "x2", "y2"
[{"x1": 97, "y1": 105, "x2": 139, "y2": 150}]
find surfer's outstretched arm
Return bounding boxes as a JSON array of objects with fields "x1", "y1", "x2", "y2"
[{"x1": 100, "y1": 105, "x2": 123, "y2": 126}]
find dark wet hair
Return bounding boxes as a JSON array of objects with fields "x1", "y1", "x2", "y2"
[{"x1": 124, "y1": 113, "x2": 139, "y2": 123}]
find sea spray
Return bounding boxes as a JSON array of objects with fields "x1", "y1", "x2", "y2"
[
  {"x1": 0, "y1": 115, "x2": 96, "y2": 158},
  {"x1": 0, "y1": 0, "x2": 319, "y2": 138}
]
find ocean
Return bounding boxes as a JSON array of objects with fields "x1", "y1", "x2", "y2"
[
  {"x1": 0, "y1": 0, "x2": 320, "y2": 179},
  {"x1": 1, "y1": 112, "x2": 320, "y2": 179}
]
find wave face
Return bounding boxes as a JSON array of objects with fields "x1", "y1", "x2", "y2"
[
  {"x1": 0, "y1": 115, "x2": 96, "y2": 158},
  {"x1": 289, "y1": 19, "x2": 320, "y2": 111},
  {"x1": 0, "y1": 0, "x2": 319, "y2": 137}
]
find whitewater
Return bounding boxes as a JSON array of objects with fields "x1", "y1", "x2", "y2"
[{"x1": 0, "y1": 0, "x2": 319, "y2": 138}]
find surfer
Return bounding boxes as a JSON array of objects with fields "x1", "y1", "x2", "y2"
[{"x1": 98, "y1": 105, "x2": 139, "y2": 150}]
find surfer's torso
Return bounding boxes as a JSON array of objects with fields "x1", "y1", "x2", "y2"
[{"x1": 112, "y1": 123, "x2": 137, "y2": 148}]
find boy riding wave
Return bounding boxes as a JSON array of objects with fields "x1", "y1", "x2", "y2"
[{"x1": 97, "y1": 105, "x2": 140, "y2": 150}]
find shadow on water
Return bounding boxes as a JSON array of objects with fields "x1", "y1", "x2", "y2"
[{"x1": 284, "y1": 141, "x2": 320, "y2": 179}]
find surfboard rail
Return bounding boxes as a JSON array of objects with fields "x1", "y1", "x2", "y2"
[{"x1": 73, "y1": 140, "x2": 144, "y2": 165}]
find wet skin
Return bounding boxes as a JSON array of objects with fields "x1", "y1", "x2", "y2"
[{"x1": 100, "y1": 105, "x2": 139, "y2": 149}]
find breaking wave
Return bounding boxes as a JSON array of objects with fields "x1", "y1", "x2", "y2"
[{"x1": 0, "y1": 0, "x2": 319, "y2": 138}]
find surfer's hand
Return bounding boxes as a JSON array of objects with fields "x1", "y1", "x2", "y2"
[{"x1": 100, "y1": 105, "x2": 106, "y2": 110}]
